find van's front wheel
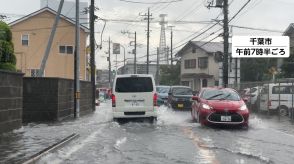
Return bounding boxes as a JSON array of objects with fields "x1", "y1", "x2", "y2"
[
  {"x1": 149, "y1": 117, "x2": 157, "y2": 124},
  {"x1": 279, "y1": 106, "x2": 289, "y2": 117}
]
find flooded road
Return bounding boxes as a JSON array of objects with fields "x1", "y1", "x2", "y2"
[{"x1": 1, "y1": 101, "x2": 294, "y2": 164}]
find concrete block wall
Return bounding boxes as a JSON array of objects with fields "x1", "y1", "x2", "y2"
[
  {"x1": 23, "y1": 77, "x2": 93, "y2": 122},
  {"x1": 0, "y1": 71, "x2": 23, "y2": 133}
]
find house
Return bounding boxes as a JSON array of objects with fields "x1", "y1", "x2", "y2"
[
  {"x1": 9, "y1": 7, "x2": 89, "y2": 80},
  {"x1": 176, "y1": 41, "x2": 240, "y2": 91},
  {"x1": 279, "y1": 23, "x2": 294, "y2": 70}
]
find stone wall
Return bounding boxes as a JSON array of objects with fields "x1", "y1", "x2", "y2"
[{"x1": 0, "y1": 71, "x2": 23, "y2": 133}]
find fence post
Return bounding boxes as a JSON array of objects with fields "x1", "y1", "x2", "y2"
[
  {"x1": 291, "y1": 81, "x2": 294, "y2": 124},
  {"x1": 278, "y1": 81, "x2": 281, "y2": 121},
  {"x1": 267, "y1": 81, "x2": 270, "y2": 117}
]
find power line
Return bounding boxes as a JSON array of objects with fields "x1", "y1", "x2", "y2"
[{"x1": 119, "y1": 0, "x2": 182, "y2": 4}]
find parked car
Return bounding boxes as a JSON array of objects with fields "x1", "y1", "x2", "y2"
[
  {"x1": 156, "y1": 85, "x2": 170, "y2": 106},
  {"x1": 260, "y1": 83, "x2": 294, "y2": 116},
  {"x1": 191, "y1": 87, "x2": 249, "y2": 128},
  {"x1": 112, "y1": 74, "x2": 157, "y2": 122},
  {"x1": 167, "y1": 86, "x2": 193, "y2": 110}
]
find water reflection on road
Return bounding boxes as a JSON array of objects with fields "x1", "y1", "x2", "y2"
[{"x1": 1, "y1": 101, "x2": 294, "y2": 164}]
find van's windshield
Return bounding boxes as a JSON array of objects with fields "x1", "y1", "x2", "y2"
[{"x1": 115, "y1": 77, "x2": 153, "y2": 92}]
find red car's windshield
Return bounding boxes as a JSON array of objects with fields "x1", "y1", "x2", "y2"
[{"x1": 201, "y1": 89, "x2": 241, "y2": 101}]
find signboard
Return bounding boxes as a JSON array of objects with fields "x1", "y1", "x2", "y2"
[
  {"x1": 232, "y1": 36, "x2": 289, "y2": 58},
  {"x1": 113, "y1": 43, "x2": 120, "y2": 54}
]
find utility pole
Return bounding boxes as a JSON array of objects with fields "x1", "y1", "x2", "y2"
[
  {"x1": 121, "y1": 30, "x2": 137, "y2": 74},
  {"x1": 156, "y1": 47, "x2": 160, "y2": 85},
  {"x1": 108, "y1": 36, "x2": 112, "y2": 88},
  {"x1": 74, "y1": 0, "x2": 80, "y2": 118},
  {"x1": 223, "y1": 0, "x2": 229, "y2": 87},
  {"x1": 140, "y1": 8, "x2": 152, "y2": 74},
  {"x1": 89, "y1": 0, "x2": 95, "y2": 111},
  {"x1": 134, "y1": 31, "x2": 137, "y2": 74},
  {"x1": 207, "y1": 0, "x2": 229, "y2": 87},
  {"x1": 168, "y1": 26, "x2": 175, "y2": 67},
  {"x1": 120, "y1": 45, "x2": 126, "y2": 74}
]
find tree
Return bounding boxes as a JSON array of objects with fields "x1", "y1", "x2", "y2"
[
  {"x1": 280, "y1": 47, "x2": 294, "y2": 78},
  {"x1": 0, "y1": 21, "x2": 16, "y2": 71},
  {"x1": 159, "y1": 63, "x2": 180, "y2": 85},
  {"x1": 240, "y1": 58, "x2": 277, "y2": 82}
]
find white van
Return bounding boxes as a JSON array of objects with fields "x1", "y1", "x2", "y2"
[
  {"x1": 112, "y1": 74, "x2": 157, "y2": 121},
  {"x1": 260, "y1": 83, "x2": 294, "y2": 116}
]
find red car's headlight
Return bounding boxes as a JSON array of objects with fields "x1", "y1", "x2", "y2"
[
  {"x1": 201, "y1": 103, "x2": 212, "y2": 110},
  {"x1": 239, "y1": 104, "x2": 247, "y2": 111}
]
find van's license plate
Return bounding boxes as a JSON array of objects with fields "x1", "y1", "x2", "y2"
[
  {"x1": 221, "y1": 116, "x2": 231, "y2": 121},
  {"x1": 177, "y1": 104, "x2": 183, "y2": 108}
]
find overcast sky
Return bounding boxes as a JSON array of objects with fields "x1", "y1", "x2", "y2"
[{"x1": 1, "y1": 0, "x2": 294, "y2": 70}]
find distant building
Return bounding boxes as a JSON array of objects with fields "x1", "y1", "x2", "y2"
[
  {"x1": 117, "y1": 60, "x2": 159, "y2": 80},
  {"x1": 96, "y1": 69, "x2": 110, "y2": 88},
  {"x1": 176, "y1": 41, "x2": 240, "y2": 91},
  {"x1": 10, "y1": 7, "x2": 89, "y2": 80}
]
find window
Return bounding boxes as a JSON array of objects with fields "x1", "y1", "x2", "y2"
[
  {"x1": 67, "y1": 46, "x2": 73, "y2": 54},
  {"x1": 172, "y1": 87, "x2": 193, "y2": 95},
  {"x1": 184, "y1": 59, "x2": 196, "y2": 69},
  {"x1": 192, "y1": 47, "x2": 196, "y2": 53},
  {"x1": 198, "y1": 57, "x2": 208, "y2": 68},
  {"x1": 31, "y1": 69, "x2": 42, "y2": 77},
  {"x1": 115, "y1": 77, "x2": 153, "y2": 92},
  {"x1": 272, "y1": 86, "x2": 293, "y2": 94},
  {"x1": 59, "y1": 45, "x2": 74, "y2": 54},
  {"x1": 21, "y1": 34, "x2": 29, "y2": 46}
]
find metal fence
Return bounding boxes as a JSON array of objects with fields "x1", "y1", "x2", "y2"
[{"x1": 228, "y1": 79, "x2": 294, "y2": 122}]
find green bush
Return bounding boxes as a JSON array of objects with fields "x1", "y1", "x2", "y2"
[
  {"x1": 0, "y1": 21, "x2": 12, "y2": 41},
  {"x1": 0, "y1": 63, "x2": 16, "y2": 71},
  {"x1": 0, "y1": 40, "x2": 15, "y2": 64}
]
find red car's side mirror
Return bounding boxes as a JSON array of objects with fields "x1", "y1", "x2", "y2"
[{"x1": 192, "y1": 96, "x2": 199, "y2": 102}]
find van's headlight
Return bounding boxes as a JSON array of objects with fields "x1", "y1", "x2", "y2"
[
  {"x1": 239, "y1": 104, "x2": 247, "y2": 111},
  {"x1": 201, "y1": 103, "x2": 212, "y2": 110}
]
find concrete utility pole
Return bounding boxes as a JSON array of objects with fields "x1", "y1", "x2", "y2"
[
  {"x1": 74, "y1": 0, "x2": 80, "y2": 118},
  {"x1": 168, "y1": 26, "x2": 175, "y2": 67},
  {"x1": 121, "y1": 30, "x2": 137, "y2": 74},
  {"x1": 39, "y1": 0, "x2": 64, "y2": 77},
  {"x1": 134, "y1": 31, "x2": 137, "y2": 74},
  {"x1": 108, "y1": 36, "x2": 112, "y2": 88},
  {"x1": 156, "y1": 47, "x2": 160, "y2": 85},
  {"x1": 89, "y1": 0, "x2": 95, "y2": 111},
  {"x1": 207, "y1": 0, "x2": 229, "y2": 87},
  {"x1": 140, "y1": 8, "x2": 152, "y2": 74},
  {"x1": 120, "y1": 45, "x2": 126, "y2": 74},
  {"x1": 223, "y1": 0, "x2": 229, "y2": 87}
]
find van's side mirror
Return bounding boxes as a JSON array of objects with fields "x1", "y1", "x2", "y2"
[
  {"x1": 243, "y1": 97, "x2": 248, "y2": 102},
  {"x1": 168, "y1": 92, "x2": 172, "y2": 96},
  {"x1": 192, "y1": 91, "x2": 197, "y2": 96},
  {"x1": 192, "y1": 96, "x2": 199, "y2": 102}
]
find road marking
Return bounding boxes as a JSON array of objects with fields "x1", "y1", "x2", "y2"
[{"x1": 182, "y1": 127, "x2": 219, "y2": 164}]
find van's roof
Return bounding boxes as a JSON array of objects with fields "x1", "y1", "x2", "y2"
[
  {"x1": 115, "y1": 74, "x2": 154, "y2": 78},
  {"x1": 263, "y1": 83, "x2": 294, "y2": 86}
]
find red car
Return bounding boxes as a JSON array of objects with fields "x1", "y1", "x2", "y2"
[{"x1": 191, "y1": 87, "x2": 249, "y2": 128}]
